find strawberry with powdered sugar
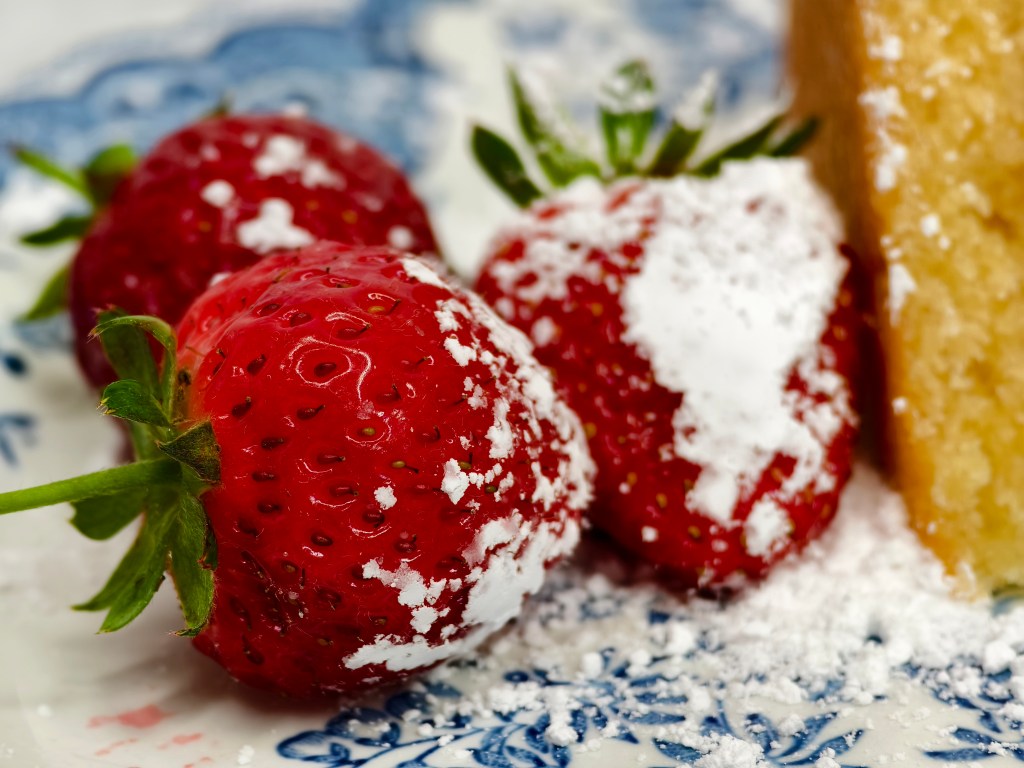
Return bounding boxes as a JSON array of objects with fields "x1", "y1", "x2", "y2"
[
  {"x1": 0, "y1": 242, "x2": 593, "y2": 697},
  {"x1": 16, "y1": 114, "x2": 438, "y2": 387},
  {"x1": 473, "y1": 62, "x2": 859, "y2": 587}
]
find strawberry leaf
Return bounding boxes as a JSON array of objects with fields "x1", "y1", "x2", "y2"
[
  {"x1": 83, "y1": 144, "x2": 135, "y2": 206},
  {"x1": 203, "y1": 523, "x2": 219, "y2": 570},
  {"x1": 472, "y1": 126, "x2": 543, "y2": 208},
  {"x1": 93, "y1": 314, "x2": 178, "y2": 413},
  {"x1": 18, "y1": 263, "x2": 71, "y2": 322},
  {"x1": 508, "y1": 69, "x2": 601, "y2": 187},
  {"x1": 648, "y1": 122, "x2": 704, "y2": 178},
  {"x1": 11, "y1": 146, "x2": 89, "y2": 198},
  {"x1": 770, "y1": 117, "x2": 819, "y2": 157},
  {"x1": 11, "y1": 143, "x2": 133, "y2": 329},
  {"x1": 0, "y1": 311, "x2": 219, "y2": 638},
  {"x1": 94, "y1": 309, "x2": 161, "y2": 396},
  {"x1": 159, "y1": 422, "x2": 221, "y2": 484},
  {"x1": 100, "y1": 380, "x2": 172, "y2": 427},
  {"x1": 599, "y1": 60, "x2": 657, "y2": 176},
  {"x1": 94, "y1": 314, "x2": 177, "y2": 368},
  {"x1": 70, "y1": 488, "x2": 146, "y2": 540},
  {"x1": 20, "y1": 214, "x2": 92, "y2": 247},
  {"x1": 170, "y1": 492, "x2": 214, "y2": 636},
  {"x1": 74, "y1": 488, "x2": 177, "y2": 632},
  {"x1": 693, "y1": 114, "x2": 784, "y2": 177},
  {"x1": 648, "y1": 72, "x2": 717, "y2": 177}
]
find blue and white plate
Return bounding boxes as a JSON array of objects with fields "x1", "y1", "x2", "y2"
[{"x1": 1, "y1": 2, "x2": 1021, "y2": 766}]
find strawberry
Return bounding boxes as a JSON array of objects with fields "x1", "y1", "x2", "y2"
[
  {"x1": 0, "y1": 242, "x2": 593, "y2": 697},
  {"x1": 16, "y1": 114, "x2": 439, "y2": 387},
  {"x1": 472, "y1": 63, "x2": 859, "y2": 588}
]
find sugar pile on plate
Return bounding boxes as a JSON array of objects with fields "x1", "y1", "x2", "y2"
[{"x1": 405, "y1": 462, "x2": 1024, "y2": 765}]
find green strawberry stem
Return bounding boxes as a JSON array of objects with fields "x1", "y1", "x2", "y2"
[
  {"x1": 0, "y1": 310, "x2": 218, "y2": 635},
  {"x1": 11, "y1": 142, "x2": 137, "y2": 322},
  {"x1": 0, "y1": 458, "x2": 180, "y2": 515},
  {"x1": 472, "y1": 59, "x2": 820, "y2": 208}
]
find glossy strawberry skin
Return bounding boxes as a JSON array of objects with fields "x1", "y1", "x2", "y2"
[
  {"x1": 175, "y1": 242, "x2": 591, "y2": 698},
  {"x1": 475, "y1": 177, "x2": 860, "y2": 588},
  {"x1": 71, "y1": 114, "x2": 438, "y2": 386}
]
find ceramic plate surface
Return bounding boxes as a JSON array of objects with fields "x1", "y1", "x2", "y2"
[{"x1": 1, "y1": 2, "x2": 1022, "y2": 766}]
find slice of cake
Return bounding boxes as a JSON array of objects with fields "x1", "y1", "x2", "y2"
[{"x1": 788, "y1": 0, "x2": 1024, "y2": 591}]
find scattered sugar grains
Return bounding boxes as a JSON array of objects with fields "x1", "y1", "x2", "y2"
[{"x1": 408, "y1": 464, "x2": 1024, "y2": 763}]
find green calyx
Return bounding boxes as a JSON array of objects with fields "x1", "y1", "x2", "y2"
[
  {"x1": 472, "y1": 61, "x2": 818, "y2": 208},
  {"x1": 13, "y1": 143, "x2": 137, "y2": 321},
  {"x1": 0, "y1": 310, "x2": 218, "y2": 636}
]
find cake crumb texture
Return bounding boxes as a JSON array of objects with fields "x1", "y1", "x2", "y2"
[{"x1": 789, "y1": 0, "x2": 1024, "y2": 590}]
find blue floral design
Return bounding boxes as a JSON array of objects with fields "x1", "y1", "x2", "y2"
[
  {"x1": 278, "y1": 664, "x2": 877, "y2": 768},
  {"x1": 917, "y1": 664, "x2": 1024, "y2": 762},
  {"x1": 651, "y1": 705, "x2": 866, "y2": 767},
  {"x1": 0, "y1": 0, "x2": 461, "y2": 186},
  {"x1": 278, "y1": 655, "x2": 693, "y2": 767},
  {"x1": 0, "y1": 330, "x2": 33, "y2": 468},
  {"x1": 0, "y1": 348, "x2": 27, "y2": 377},
  {"x1": 0, "y1": 413, "x2": 35, "y2": 468}
]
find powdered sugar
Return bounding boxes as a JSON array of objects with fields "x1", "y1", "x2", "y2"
[
  {"x1": 347, "y1": 514, "x2": 582, "y2": 674},
  {"x1": 618, "y1": 159, "x2": 847, "y2": 525},
  {"x1": 200, "y1": 179, "x2": 234, "y2": 208},
  {"x1": 464, "y1": 516, "x2": 581, "y2": 630},
  {"x1": 401, "y1": 257, "x2": 447, "y2": 288},
  {"x1": 859, "y1": 87, "x2": 907, "y2": 192},
  {"x1": 743, "y1": 499, "x2": 790, "y2": 557},
  {"x1": 235, "y1": 198, "x2": 314, "y2": 254},
  {"x1": 388, "y1": 225, "x2": 414, "y2": 250},
  {"x1": 381, "y1": 463, "x2": 1024, "y2": 765},
  {"x1": 887, "y1": 262, "x2": 916, "y2": 325},
  {"x1": 362, "y1": 560, "x2": 446, "y2": 610},
  {"x1": 486, "y1": 399, "x2": 513, "y2": 459},
  {"x1": 443, "y1": 336, "x2": 477, "y2": 366},
  {"x1": 374, "y1": 485, "x2": 397, "y2": 510},
  {"x1": 253, "y1": 134, "x2": 343, "y2": 188},
  {"x1": 441, "y1": 459, "x2": 470, "y2": 505}
]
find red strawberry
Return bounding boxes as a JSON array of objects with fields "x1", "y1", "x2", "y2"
[
  {"x1": 472, "y1": 63, "x2": 859, "y2": 588},
  {"x1": 0, "y1": 242, "x2": 592, "y2": 698},
  {"x1": 17, "y1": 114, "x2": 439, "y2": 387}
]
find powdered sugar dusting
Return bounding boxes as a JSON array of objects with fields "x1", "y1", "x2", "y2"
[
  {"x1": 200, "y1": 179, "x2": 234, "y2": 208},
  {"x1": 374, "y1": 485, "x2": 397, "y2": 510},
  {"x1": 743, "y1": 499, "x2": 790, "y2": 557},
  {"x1": 859, "y1": 87, "x2": 907, "y2": 192},
  {"x1": 388, "y1": 225, "x2": 414, "y2": 250},
  {"x1": 463, "y1": 515, "x2": 581, "y2": 630},
  {"x1": 620, "y1": 159, "x2": 847, "y2": 524},
  {"x1": 484, "y1": 159, "x2": 846, "y2": 528},
  {"x1": 347, "y1": 515, "x2": 582, "y2": 674},
  {"x1": 339, "y1": 261, "x2": 594, "y2": 676},
  {"x1": 362, "y1": 559, "x2": 447, "y2": 617},
  {"x1": 394, "y1": 464, "x2": 1024, "y2": 764},
  {"x1": 236, "y1": 199, "x2": 314, "y2": 254},
  {"x1": 441, "y1": 459, "x2": 470, "y2": 505},
  {"x1": 888, "y1": 262, "x2": 916, "y2": 325},
  {"x1": 254, "y1": 134, "x2": 344, "y2": 188},
  {"x1": 401, "y1": 257, "x2": 447, "y2": 288}
]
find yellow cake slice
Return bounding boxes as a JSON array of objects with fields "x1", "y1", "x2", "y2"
[{"x1": 788, "y1": 0, "x2": 1024, "y2": 591}]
